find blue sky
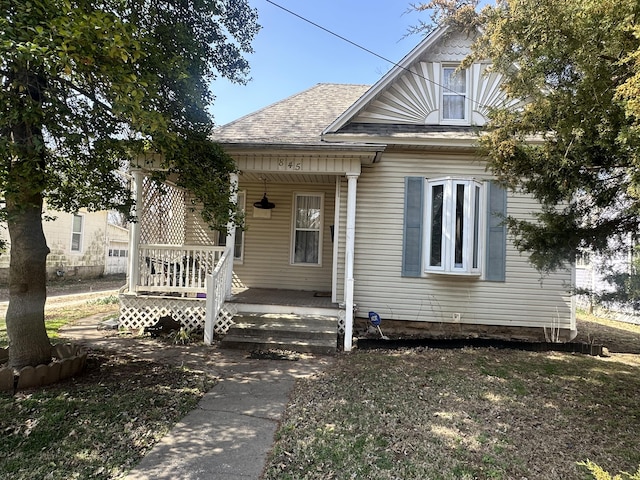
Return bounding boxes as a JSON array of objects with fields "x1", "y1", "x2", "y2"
[{"x1": 209, "y1": 0, "x2": 428, "y2": 126}]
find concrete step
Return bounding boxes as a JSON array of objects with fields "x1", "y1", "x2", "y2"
[{"x1": 220, "y1": 313, "x2": 338, "y2": 355}]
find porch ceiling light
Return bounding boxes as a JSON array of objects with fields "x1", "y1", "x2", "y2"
[{"x1": 254, "y1": 177, "x2": 275, "y2": 209}]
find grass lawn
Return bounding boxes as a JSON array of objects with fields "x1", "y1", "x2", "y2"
[
  {"x1": 2, "y1": 301, "x2": 640, "y2": 479},
  {"x1": 0, "y1": 296, "x2": 121, "y2": 348},
  {"x1": 262, "y1": 313, "x2": 640, "y2": 480},
  {"x1": 0, "y1": 350, "x2": 215, "y2": 480},
  {"x1": 0, "y1": 298, "x2": 216, "y2": 480}
]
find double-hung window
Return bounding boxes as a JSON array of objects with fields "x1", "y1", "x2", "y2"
[
  {"x1": 292, "y1": 193, "x2": 323, "y2": 265},
  {"x1": 425, "y1": 178, "x2": 483, "y2": 275},
  {"x1": 442, "y1": 66, "x2": 468, "y2": 123},
  {"x1": 71, "y1": 214, "x2": 83, "y2": 252}
]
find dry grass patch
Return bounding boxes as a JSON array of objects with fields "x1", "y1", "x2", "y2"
[
  {"x1": 264, "y1": 346, "x2": 640, "y2": 480},
  {"x1": 575, "y1": 310, "x2": 640, "y2": 354},
  {"x1": 0, "y1": 349, "x2": 216, "y2": 479}
]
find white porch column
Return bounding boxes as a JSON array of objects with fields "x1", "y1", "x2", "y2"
[
  {"x1": 344, "y1": 173, "x2": 359, "y2": 352},
  {"x1": 127, "y1": 170, "x2": 144, "y2": 294},
  {"x1": 224, "y1": 172, "x2": 239, "y2": 299}
]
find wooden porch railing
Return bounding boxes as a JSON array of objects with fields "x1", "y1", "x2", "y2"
[
  {"x1": 204, "y1": 248, "x2": 233, "y2": 344},
  {"x1": 137, "y1": 244, "x2": 225, "y2": 294}
]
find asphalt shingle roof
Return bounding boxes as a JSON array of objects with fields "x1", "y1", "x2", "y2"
[{"x1": 212, "y1": 83, "x2": 370, "y2": 145}]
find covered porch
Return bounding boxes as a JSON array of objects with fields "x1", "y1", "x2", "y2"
[{"x1": 119, "y1": 146, "x2": 383, "y2": 351}]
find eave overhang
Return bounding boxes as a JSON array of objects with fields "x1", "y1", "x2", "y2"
[{"x1": 219, "y1": 142, "x2": 387, "y2": 165}]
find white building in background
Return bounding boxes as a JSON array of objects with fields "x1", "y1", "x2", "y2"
[{"x1": 0, "y1": 207, "x2": 129, "y2": 283}]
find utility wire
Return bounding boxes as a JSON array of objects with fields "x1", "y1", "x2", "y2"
[{"x1": 264, "y1": 0, "x2": 491, "y2": 110}]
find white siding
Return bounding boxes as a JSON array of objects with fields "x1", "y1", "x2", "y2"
[
  {"x1": 339, "y1": 152, "x2": 574, "y2": 331},
  {"x1": 184, "y1": 194, "x2": 218, "y2": 246},
  {"x1": 232, "y1": 180, "x2": 336, "y2": 291}
]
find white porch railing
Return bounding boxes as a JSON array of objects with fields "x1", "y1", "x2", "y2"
[
  {"x1": 204, "y1": 247, "x2": 234, "y2": 344},
  {"x1": 137, "y1": 244, "x2": 225, "y2": 294}
]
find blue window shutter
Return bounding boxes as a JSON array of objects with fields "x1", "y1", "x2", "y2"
[
  {"x1": 402, "y1": 177, "x2": 424, "y2": 277},
  {"x1": 485, "y1": 181, "x2": 507, "y2": 282}
]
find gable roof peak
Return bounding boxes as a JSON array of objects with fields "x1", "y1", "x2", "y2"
[{"x1": 323, "y1": 25, "x2": 482, "y2": 135}]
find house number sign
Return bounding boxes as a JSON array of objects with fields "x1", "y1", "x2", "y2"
[{"x1": 278, "y1": 159, "x2": 303, "y2": 171}]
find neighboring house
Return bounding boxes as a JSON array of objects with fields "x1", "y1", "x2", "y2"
[
  {"x1": 120, "y1": 26, "x2": 576, "y2": 348},
  {"x1": 0, "y1": 208, "x2": 129, "y2": 282},
  {"x1": 575, "y1": 242, "x2": 640, "y2": 319}
]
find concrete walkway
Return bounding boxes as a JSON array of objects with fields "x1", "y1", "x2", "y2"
[
  {"x1": 125, "y1": 355, "x2": 326, "y2": 480},
  {"x1": 60, "y1": 313, "x2": 333, "y2": 480}
]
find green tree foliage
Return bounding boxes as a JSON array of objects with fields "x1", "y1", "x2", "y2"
[
  {"x1": 1, "y1": 0, "x2": 259, "y2": 368},
  {"x1": 413, "y1": 0, "x2": 640, "y2": 273},
  {"x1": 596, "y1": 245, "x2": 640, "y2": 309}
]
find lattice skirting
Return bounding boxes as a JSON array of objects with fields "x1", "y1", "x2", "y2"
[
  {"x1": 119, "y1": 294, "x2": 205, "y2": 331},
  {"x1": 215, "y1": 304, "x2": 237, "y2": 334},
  {"x1": 119, "y1": 294, "x2": 238, "y2": 333},
  {"x1": 337, "y1": 310, "x2": 346, "y2": 335}
]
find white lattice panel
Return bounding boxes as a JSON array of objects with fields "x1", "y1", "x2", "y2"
[
  {"x1": 337, "y1": 310, "x2": 346, "y2": 334},
  {"x1": 141, "y1": 177, "x2": 186, "y2": 245},
  {"x1": 119, "y1": 295, "x2": 205, "y2": 331},
  {"x1": 119, "y1": 294, "x2": 238, "y2": 333},
  {"x1": 215, "y1": 304, "x2": 237, "y2": 334}
]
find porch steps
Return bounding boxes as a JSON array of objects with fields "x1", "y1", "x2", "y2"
[{"x1": 220, "y1": 313, "x2": 338, "y2": 355}]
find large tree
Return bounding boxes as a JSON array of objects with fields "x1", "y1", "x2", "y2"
[
  {"x1": 1, "y1": 0, "x2": 259, "y2": 369},
  {"x1": 413, "y1": 0, "x2": 640, "y2": 273}
]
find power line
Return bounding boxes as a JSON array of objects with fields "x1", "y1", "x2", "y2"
[
  {"x1": 264, "y1": 0, "x2": 490, "y2": 110},
  {"x1": 265, "y1": 0, "x2": 407, "y2": 73}
]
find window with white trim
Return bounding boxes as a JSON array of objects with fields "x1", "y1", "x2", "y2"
[
  {"x1": 291, "y1": 193, "x2": 323, "y2": 265},
  {"x1": 425, "y1": 178, "x2": 483, "y2": 274},
  {"x1": 441, "y1": 66, "x2": 468, "y2": 123},
  {"x1": 71, "y1": 214, "x2": 83, "y2": 252}
]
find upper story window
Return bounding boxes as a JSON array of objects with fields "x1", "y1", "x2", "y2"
[
  {"x1": 441, "y1": 66, "x2": 468, "y2": 124},
  {"x1": 71, "y1": 214, "x2": 83, "y2": 252},
  {"x1": 425, "y1": 178, "x2": 483, "y2": 275}
]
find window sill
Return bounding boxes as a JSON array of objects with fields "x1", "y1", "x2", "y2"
[{"x1": 425, "y1": 270, "x2": 482, "y2": 278}]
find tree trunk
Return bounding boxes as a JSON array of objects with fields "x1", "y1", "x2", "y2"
[
  {"x1": 4, "y1": 67, "x2": 52, "y2": 370},
  {"x1": 6, "y1": 198, "x2": 51, "y2": 370}
]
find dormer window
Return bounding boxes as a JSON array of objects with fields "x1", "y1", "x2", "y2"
[{"x1": 441, "y1": 66, "x2": 468, "y2": 124}]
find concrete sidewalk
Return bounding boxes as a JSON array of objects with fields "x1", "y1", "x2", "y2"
[{"x1": 124, "y1": 354, "x2": 327, "y2": 480}]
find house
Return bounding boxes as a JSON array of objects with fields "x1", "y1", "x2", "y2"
[
  {"x1": 575, "y1": 241, "x2": 640, "y2": 321},
  {"x1": 119, "y1": 26, "x2": 576, "y2": 350},
  {"x1": 0, "y1": 207, "x2": 129, "y2": 283}
]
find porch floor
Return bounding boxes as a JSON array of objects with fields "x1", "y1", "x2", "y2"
[{"x1": 228, "y1": 288, "x2": 338, "y2": 309}]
